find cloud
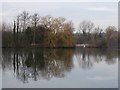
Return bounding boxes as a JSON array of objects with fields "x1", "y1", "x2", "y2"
[
  {"x1": 1, "y1": 0, "x2": 119, "y2": 2},
  {"x1": 88, "y1": 7, "x2": 116, "y2": 12},
  {"x1": 1, "y1": 2, "x2": 117, "y2": 31},
  {"x1": 88, "y1": 76, "x2": 116, "y2": 80}
]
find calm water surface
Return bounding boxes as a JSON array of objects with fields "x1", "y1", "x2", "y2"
[{"x1": 1, "y1": 48, "x2": 118, "y2": 88}]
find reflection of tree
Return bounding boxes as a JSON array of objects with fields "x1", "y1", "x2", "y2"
[
  {"x1": 75, "y1": 48, "x2": 117, "y2": 69},
  {"x1": 40, "y1": 49, "x2": 74, "y2": 80},
  {"x1": 75, "y1": 48, "x2": 94, "y2": 69},
  {"x1": 2, "y1": 48, "x2": 117, "y2": 83},
  {"x1": 2, "y1": 49, "x2": 13, "y2": 71},
  {"x1": 105, "y1": 50, "x2": 117, "y2": 65},
  {"x1": 2, "y1": 48, "x2": 74, "y2": 83}
]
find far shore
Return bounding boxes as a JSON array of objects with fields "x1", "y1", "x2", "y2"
[{"x1": 2, "y1": 44, "x2": 119, "y2": 49}]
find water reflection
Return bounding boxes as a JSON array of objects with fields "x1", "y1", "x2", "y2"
[
  {"x1": 75, "y1": 48, "x2": 117, "y2": 69},
  {"x1": 2, "y1": 48, "x2": 74, "y2": 83},
  {"x1": 2, "y1": 48, "x2": 118, "y2": 83}
]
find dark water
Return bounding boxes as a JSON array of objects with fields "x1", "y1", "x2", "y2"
[{"x1": 1, "y1": 48, "x2": 118, "y2": 88}]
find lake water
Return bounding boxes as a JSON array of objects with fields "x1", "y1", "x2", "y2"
[{"x1": 1, "y1": 48, "x2": 118, "y2": 88}]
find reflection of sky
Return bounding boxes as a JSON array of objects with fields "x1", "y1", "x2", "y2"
[
  {"x1": 2, "y1": 52, "x2": 118, "y2": 88},
  {"x1": 0, "y1": 70, "x2": 1, "y2": 89},
  {"x1": 1, "y1": 2, "x2": 118, "y2": 31},
  {"x1": 118, "y1": 57, "x2": 120, "y2": 89},
  {"x1": 2, "y1": 60, "x2": 118, "y2": 88},
  {"x1": 71, "y1": 56, "x2": 118, "y2": 88},
  {"x1": 0, "y1": 59, "x2": 1, "y2": 90}
]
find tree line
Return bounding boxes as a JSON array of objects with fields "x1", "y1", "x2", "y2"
[
  {"x1": 75, "y1": 20, "x2": 120, "y2": 48},
  {"x1": 2, "y1": 11, "x2": 75, "y2": 48},
  {"x1": 2, "y1": 11, "x2": 120, "y2": 48}
]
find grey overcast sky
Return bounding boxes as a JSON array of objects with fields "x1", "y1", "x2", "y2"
[
  {"x1": 0, "y1": 1, "x2": 119, "y2": 89},
  {"x1": 1, "y1": 2, "x2": 118, "y2": 31}
]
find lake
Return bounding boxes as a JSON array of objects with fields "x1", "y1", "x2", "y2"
[{"x1": 1, "y1": 48, "x2": 118, "y2": 88}]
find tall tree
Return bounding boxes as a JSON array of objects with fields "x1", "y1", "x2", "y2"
[
  {"x1": 79, "y1": 20, "x2": 88, "y2": 34},
  {"x1": 13, "y1": 20, "x2": 16, "y2": 47},
  {"x1": 106, "y1": 26, "x2": 117, "y2": 47},
  {"x1": 31, "y1": 13, "x2": 40, "y2": 45},
  {"x1": 79, "y1": 20, "x2": 94, "y2": 34},
  {"x1": 16, "y1": 15, "x2": 20, "y2": 47},
  {"x1": 87, "y1": 21, "x2": 94, "y2": 34},
  {"x1": 20, "y1": 11, "x2": 30, "y2": 32}
]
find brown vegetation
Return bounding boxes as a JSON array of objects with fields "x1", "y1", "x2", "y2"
[{"x1": 1, "y1": 11, "x2": 120, "y2": 48}]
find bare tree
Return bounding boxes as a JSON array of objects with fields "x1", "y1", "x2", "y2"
[
  {"x1": 13, "y1": 20, "x2": 16, "y2": 47},
  {"x1": 20, "y1": 11, "x2": 30, "y2": 32},
  {"x1": 2, "y1": 22, "x2": 12, "y2": 31},
  {"x1": 87, "y1": 21, "x2": 94, "y2": 33},
  {"x1": 94, "y1": 26, "x2": 103, "y2": 37},
  {"x1": 2, "y1": 22, "x2": 6, "y2": 31},
  {"x1": 106, "y1": 26, "x2": 117, "y2": 40},
  {"x1": 40, "y1": 16, "x2": 67, "y2": 33},
  {"x1": 79, "y1": 20, "x2": 94, "y2": 34},
  {"x1": 16, "y1": 15, "x2": 20, "y2": 47},
  {"x1": 40, "y1": 15, "x2": 52, "y2": 27},
  {"x1": 31, "y1": 13, "x2": 40, "y2": 45},
  {"x1": 79, "y1": 20, "x2": 88, "y2": 34},
  {"x1": 78, "y1": 20, "x2": 94, "y2": 43}
]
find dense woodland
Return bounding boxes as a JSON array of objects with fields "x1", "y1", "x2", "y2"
[{"x1": 2, "y1": 11, "x2": 120, "y2": 48}]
